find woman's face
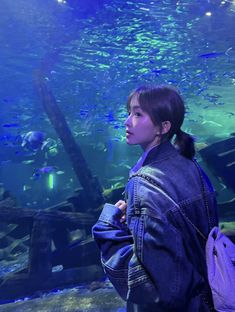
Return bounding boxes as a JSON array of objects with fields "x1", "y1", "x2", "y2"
[{"x1": 124, "y1": 94, "x2": 161, "y2": 151}]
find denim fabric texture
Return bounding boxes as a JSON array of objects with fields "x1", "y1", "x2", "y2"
[{"x1": 92, "y1": 141, "x2": 218, "y2": 312}]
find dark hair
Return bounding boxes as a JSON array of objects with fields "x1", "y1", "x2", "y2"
[{"x1": 127, "y1": 85, "x2": 195, "y2": 159}]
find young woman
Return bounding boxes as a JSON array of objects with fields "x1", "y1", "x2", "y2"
[{"x1": 92, "y1": 85, "x2": 218, "y2": 312}]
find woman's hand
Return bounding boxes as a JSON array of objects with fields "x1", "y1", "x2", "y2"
[{"x1": 115, "y1": 200, "x2": 127, "y2": 223}]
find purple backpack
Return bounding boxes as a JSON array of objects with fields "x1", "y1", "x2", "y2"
[
  {"x1": 181, "y1": 161, "x2": 235, "y2": 311},
  {"x1": 206, "y1": 226, "x2": 235, "y2": 312}
]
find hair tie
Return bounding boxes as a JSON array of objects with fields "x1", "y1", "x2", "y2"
[{"x1": 176, "y1": 129, "x2": 183, "y2": 136}]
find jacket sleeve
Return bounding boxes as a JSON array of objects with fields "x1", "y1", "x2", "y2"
[
  {"x1": 92, "y1": 203, "x2": 134, "y2": 299},
  {"x1": 92, "y1": 179, "x2": 199, "y2": 309}
]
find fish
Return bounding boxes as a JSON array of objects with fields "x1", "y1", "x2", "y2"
[
  {"x1": 41, "y1": 138, "x2": 57, "y2": 150},
  {"x1": 32, "y1": 166, "x2": 58, "y2": 179},
  {"x1": 37, "y1": 166, "x2": 58, "y2": 174},
  {"x1": 151, "y1": 68, "x2": 169, "y2": 75},
  {"x1": 23, "y1": 185, "x2": 32, "y2": 191},
  {"x1": 104, "y1": 112, "x2": 115, "y2": 123},
  {"x1": 226, "y1": 161, "x2": 235, "y2": 168},
  {"x1": 108, "y1": 176, "x2": 125, "y2": 182},
  {"x1": 2, "y1": 123, "x2": 20, "y2": 128},
  {"x1": 56, "y1": 170, "x2": 65, "y2": 175},
  {"x1": 195, "y1": 142, "x2": 208, "y2": 151},
  {"x1": 21, "y1": 131, "x2": 46, "y2": 151},
  {"x1": 149, "y1": 48, "x2": 160, "y2": 55},
  {"x1": 2, "y1": 97, "x2": 14, "y2": 103},
  {"x1": 198, "y1": 47, "x2": 232, "y2": 59},
  {"x1": 111, "y1": 182, "x2": 125, "y2": 189},
  {"x1": 201, "y1": 120, "x2": 223, "y2": 127},
  {"x1": 199, "y1": 52, "x2": 225, "y2": 59},
  {"x1": 22, "y1": 160, "x2": 35, "y2": 165}
]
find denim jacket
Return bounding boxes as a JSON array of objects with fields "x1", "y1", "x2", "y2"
[{"x1": 92, "y1": 141, "x2": 218, "y2": 312}]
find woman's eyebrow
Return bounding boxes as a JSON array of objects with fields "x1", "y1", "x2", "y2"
[{"x1": 131, "y1": 105, "x2": 141, "y2": 109}]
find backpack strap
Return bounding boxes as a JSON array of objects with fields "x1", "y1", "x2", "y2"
[
  {"x1": 193, "y1": 160, "x2": 213, "y2": 232},
  {"x1": 174, "y1": 160, "x2": 213, "y2": 241}
]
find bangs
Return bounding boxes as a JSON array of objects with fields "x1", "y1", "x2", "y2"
[{"x1": 126, "y1": 86, "x2": 151, "y2": 111}]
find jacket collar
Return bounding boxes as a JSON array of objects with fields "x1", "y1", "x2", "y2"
[{"x1": 143, "y1": 141, "x2": 179, "y2": 166}]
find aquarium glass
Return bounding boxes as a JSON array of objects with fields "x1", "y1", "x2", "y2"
[{"x1": 0, "y1": 0, "x2": 234, "y2": 310}]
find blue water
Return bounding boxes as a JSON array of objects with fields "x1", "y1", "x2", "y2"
[{"x1": 0, "y1": 0, "x2": 234, "y2": 309}]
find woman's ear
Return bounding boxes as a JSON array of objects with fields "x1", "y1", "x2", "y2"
[{"x1": 161, "y1": 121, "x2": 171, "y2": 134}]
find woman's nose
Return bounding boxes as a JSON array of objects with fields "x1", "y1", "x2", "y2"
[{"x1": 124, "y1": 115, "x2": 131, "y2": 126}]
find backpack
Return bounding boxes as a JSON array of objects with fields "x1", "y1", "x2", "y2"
[
  {"x1": 184, "y1": 161, "x2": 235, "y2": 312},
  {"x1": 206, "y1": 226, "x2": 235, "y2": 312}
]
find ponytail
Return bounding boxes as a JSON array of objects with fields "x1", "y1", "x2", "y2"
[{"x1": 174, "y1": 130, "x2": 195, "y2": 160}]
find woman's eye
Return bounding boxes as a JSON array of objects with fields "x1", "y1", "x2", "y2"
[{"x1": 127, "y1": 111, "x2": 142, "y2": 117}]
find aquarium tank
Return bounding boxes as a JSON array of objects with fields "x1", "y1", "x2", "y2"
[{"x1": 0, "y1": 0, "x2": 234, "y2": 311}]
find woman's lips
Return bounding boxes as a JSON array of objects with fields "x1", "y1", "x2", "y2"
[{"x1": 126, "y1": 131, "x2": 132, "y2": 136}]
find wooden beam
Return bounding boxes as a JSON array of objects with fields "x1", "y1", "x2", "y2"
[
  {"x1": 35, "y1": 73, "x2": 104, "y2": 209},
  {"x1": 0, "y1": 206, "x2": 95, "y2": 227}
]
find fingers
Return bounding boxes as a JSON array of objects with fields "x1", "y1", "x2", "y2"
[
  {"x1": 115, "y1": 200, "x2": 127, "y2": 212},
  {"x1": 120, "y1": 214, "x2": 126, "y2": 223},
  {"x1": 114, "y1": 200, "x2": 127, "y2": 223},
  {"x1": 115, "y1": 200, "x2": 126, "y2": 206}
]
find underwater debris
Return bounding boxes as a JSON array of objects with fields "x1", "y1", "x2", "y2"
[{"x1": 199, "y1": 136, "x2": 235, "y2": 192}]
